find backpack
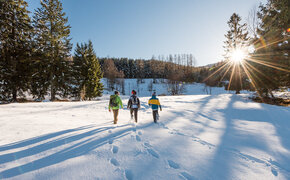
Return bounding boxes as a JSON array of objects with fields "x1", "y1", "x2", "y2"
[
  {"x1": 110, "y1": 95, "x2": 118, "y2": 107},
  {"x1": 132, "y1": 95, "x2": 138, "y2": 105}
]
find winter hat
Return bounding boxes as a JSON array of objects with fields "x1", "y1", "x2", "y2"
[
  {"x1": 152, "y1": 92, "x2": 156, "y2": 96},
  {"x1": 131, "y1": 90, "x2": 136, "y2": 95},
  {"x1": 114, "y1": 91, "x2": 119, "y2": 95}
]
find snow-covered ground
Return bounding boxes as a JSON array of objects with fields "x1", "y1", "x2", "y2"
[
  {"x1": 101, "y1": 78, "x2": 249, "y2": 97},
  {"x1": 0, "y1": 94, "x2": 289, "y2": 180},
  {"x1": 4, "y1": 78, "x2": 287, "y2": 104}
]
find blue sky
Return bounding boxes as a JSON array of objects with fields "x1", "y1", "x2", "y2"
[{"x1": 26, "y1": 0, "x2": 266, "y2": 66}]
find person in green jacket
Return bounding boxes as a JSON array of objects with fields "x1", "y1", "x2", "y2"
[{"x1": 109, "y1": 91, "x2": 123, "y2": 124}]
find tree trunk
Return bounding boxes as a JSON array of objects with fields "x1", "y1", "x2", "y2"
[
  {"x1": 12, "y1": 89, "x2": 17, "y2": 102},
  {"x1": 50, "y1": 89, "x2": 55, "y2": 101},
  {"x1": 270, "y1": 91, "x2": 275, "y2": 98},
  {"x1": 50, "y1": 80, "x2": 56, "y2": 101}
]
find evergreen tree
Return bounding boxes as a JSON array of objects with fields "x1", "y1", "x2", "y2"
[
  {"x1": 250, "y1": 0, "x2": 290, "y2": 97},
  {"x1": 72, "y1": 41, "x2": 103, "y2": 100},
  {"x1": 71, "y1": 42, "x2": 87, "y2": 99},
  {"x1": 0, "y1": 0, "x2": 32, "y2": 102},
  {"x1": 85, "y1": 41, "x2": 103, "y2": 99},
  {"x1": 32, "y1": 0, "x2": 72, "y2": 101},
  {"x1": 128, "y1": 60, "x2": 137, "y2": 78},
  {"x1": 223, "y1": 13, "x2": 249, "y2": 94}
]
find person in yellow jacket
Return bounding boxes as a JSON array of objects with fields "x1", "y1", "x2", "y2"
[
  {"x1": 109, "y1": 91, "x2": 123, "y2": 124},
  {"x1": 148, "y1": 92, "x2": 162, "y2": 123}
]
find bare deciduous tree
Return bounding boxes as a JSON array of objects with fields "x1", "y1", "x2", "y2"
[{"x1": 247, "y1": 6, "x2": 259, "y2": 38}]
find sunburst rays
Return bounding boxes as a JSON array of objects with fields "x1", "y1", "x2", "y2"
[{"x1": 204, "y1": 35, "x2": 289, "y2": 96}]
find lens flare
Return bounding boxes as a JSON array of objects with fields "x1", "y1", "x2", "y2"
[
  {"x1": 230, "y1": 48, "x2": 246, "y2": 63},
  {"x1": 203, "y1": 22, "x2": 290, "y2": 98}
]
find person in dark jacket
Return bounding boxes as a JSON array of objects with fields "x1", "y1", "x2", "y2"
[
  {"x1": 148, "y1": 92, "x2": 162, "y2": 123},
  {"x1": 109, "y1": 91, "x2": 123, "y2": 124},
  {"x1": 127, "y1": 90, "x2": 140, "y2": 123}
]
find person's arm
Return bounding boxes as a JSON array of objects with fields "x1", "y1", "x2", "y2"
[
  {"x1": 138, "y1": 98, "x2": 140, "y2": 109},
  {"x1": 127, "y1": 98, "x2": 131, "y2": 109},
  {"x1": 119, "y1": 97, "x2": 123, "y2": 109},
  {"x1": 158, "y1": 99, "x2": 162, "y2": 111}
]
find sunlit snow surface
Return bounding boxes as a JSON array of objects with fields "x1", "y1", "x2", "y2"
[{"x1": 0, "y1": 94, "x2": 289, "y2": 180}]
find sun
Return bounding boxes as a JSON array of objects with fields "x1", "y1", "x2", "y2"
[{"x1": 230, "y1": 48, "x2": 246, "y2": 63}]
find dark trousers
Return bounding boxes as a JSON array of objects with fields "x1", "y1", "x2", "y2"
[
  {"x1": 130, "y1": 108, "x2": 138, "y2": 122},
  {"x1": 153, "y1": 110, "x2": 159, "y2": 123},
  {"x1": 113, "y1": 109, "x2": 119, "y2": 124}
]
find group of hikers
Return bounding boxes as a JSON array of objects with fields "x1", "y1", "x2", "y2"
[{"x1": 108, "y1": 90, "x2": 162, "y2": 124}]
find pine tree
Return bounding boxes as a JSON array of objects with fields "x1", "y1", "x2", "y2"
[
  {"x1": 0, "y1": 0, "x2": 32, "y2": 102},
  {"x1": 128, "y1": 60, "x2": 137, "y2": 78},
  {"x1": 85, "y1": 41, "x2": 103, "y2": 99},
  {"x1": 250, "y1": 0, "x2": 290, "y2": 97},
  {"x1": 223, "y1": 13, "x2": 249, "y2": 94},
  {"x1": 32, "y1": 0, "x2": 72, "y2": 101},
  {"x1": 72, "y1": 41, "x2": 103, "y2": 100},
  {"x1": 71, "y1": 42, "x2": 87, "y2": 99}
]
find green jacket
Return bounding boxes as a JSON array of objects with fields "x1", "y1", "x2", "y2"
[{"x1": 109, "y1": 95, "x2": 123, "y2": 110}]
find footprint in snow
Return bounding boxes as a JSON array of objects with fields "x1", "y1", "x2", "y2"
[
  {"x1": 108, "y1": 139, "x2": 113, "y2": 144},
  {"x1": 125, "y1": 169, "x2": 134, "y2": 180},
  {"x1": 112, "y1": 145, "x2": 119, "y2": 154},
  {"x1": 271, "y1": 167, "x2": 278, "y2": 176},
  {"x1": 147, "y1": 148, "x2": 159, "y2": 158},
  {"x1": 136, "y1": 135, "x2": 141, "y2": 142},
  {"x1": 168, "y1": 160, "x2": 180, "y2": 169},
  {"x1": 110, "y1": 158, "x2": 119, "y2": 166},
  {"x1": 108, "y1": 130, "x2": 112, "y2": 133}
]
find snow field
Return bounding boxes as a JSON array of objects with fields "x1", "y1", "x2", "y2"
[{"x1": 0, "y1": 94, "x2": 289, "y2": 180}]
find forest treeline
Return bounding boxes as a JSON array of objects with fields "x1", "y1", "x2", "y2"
[
  {"x1": 100, "y1": 54, "x2": 200, "y2": 81},
  {"x1": 0, "y1": 0, "x2": 289, "y2": 102}
]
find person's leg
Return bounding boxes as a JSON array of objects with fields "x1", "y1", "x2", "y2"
[
  {"x1": 113, "y1": 109, "x2": 119, "y2": 124},
  {"x1": 113, "y1": 110, "x2": 116, "y2": 124},
  {"x1": 134, "y1": 108, "x2": 138, "y2": 122},
  {"x1": 156, "y1": 110, "x2": 159, "y2": 120},
  {"x1": 130, "y1": 108, "x2": 133, "y2": 119},
  {"x1": 153, "y1": 110, "x2": 157, "y2": 123}
]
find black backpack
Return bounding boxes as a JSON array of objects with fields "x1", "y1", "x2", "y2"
[
  {"x1": 110, "y1": 95, "x2": 118, "y2": 107},
  {"x1": 132, "y1": 96, "x2": 138, "y2": 105}
]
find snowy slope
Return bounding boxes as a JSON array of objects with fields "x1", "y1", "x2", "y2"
[
  {"x1": 0, "y1": 94, "x2": 289, "y2": 180},
  {"x1": 101, "y1": 78, "x2": 248, "y2": 97},
  {"x1": 11, "y1": 78, "x2": 243, "y2": 103}
]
